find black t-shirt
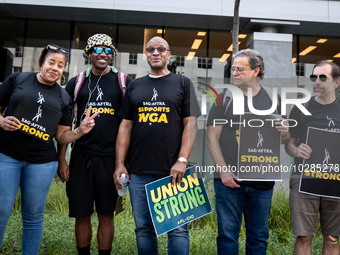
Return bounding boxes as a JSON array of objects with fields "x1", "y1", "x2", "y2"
[
  {"x1": 207, "y1": 86, "x2": 279, "y2": 190},
  {"x1": 0, "y1": 72, "x2": 72, "y2": 163},
  {"x1": 120, "y1": 72, "x2": 201, "y2": 176},
  {"x1": 65, "y1": 71, "x2": 132, "y2": 156},
  {"x1": 289, "y1": 96, "x2": 340, "y2": 173}
]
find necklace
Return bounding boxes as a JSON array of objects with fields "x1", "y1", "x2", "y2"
[
  {"x1": 81, "y1": 66, "x2": 108, "y2": 120},
  {"x1": 87, "y1": 66, "x2": 108, "y2": 96}
]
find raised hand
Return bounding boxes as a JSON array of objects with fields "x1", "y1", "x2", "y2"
[{"x1": 77, "y1": 106, "x2": 100, "y2": 135}]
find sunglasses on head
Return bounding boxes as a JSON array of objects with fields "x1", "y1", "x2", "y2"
[
  {"x1": 46, "y1": 45, "x2": 68, "y2": 55},
  {"x1": 93, "y1": 47, "x2": 113, "y2": 55},
  {"x1": 310, "y1": 74, "x2": 328, "y2": 82}
]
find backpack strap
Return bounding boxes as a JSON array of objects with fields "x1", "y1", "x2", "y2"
[
  {"x1": 118, "y1": 71, "x2": 127, "y2": 98},
  {"x1": 262, "y1": 85, "x2": 281, "y2": 114},
  {"x1": 59, "y1": 85, "x2": 71, "y2": 111},
  {"x1": 262, "y1": 86, "x2": 273, "y2": 102},
  {"x1": 74, "y1": 67, "x2": 120, "y2": 101},
  {"x1": 72, "y1": 68, "x2": 125, "y2": 128},
  {"x1": 13, "y1": 72, "x2": 33, "y2": 89},
  {"x1": 296, "y1": 100, "x2": 310, "y2": 120},
  {"x1": 223, "y1": 89, "x2": 234, "y2": 116},
  {"x1": 72, "y1": 71, "x2": 86, "y2": 128},
  {"x1": 222, "y1": 85, "x2": 280, "y2": 116},
  {"x1": 296, "y1": 99, "x2": 311, "y2": 144},
  {"x1": 74, "y1": 71, "x2": 86, "y2": 101}
]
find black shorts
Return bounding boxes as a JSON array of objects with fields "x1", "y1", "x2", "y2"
[{"x1": 66, "y1": 151, "x2": 118, "y2": 218}]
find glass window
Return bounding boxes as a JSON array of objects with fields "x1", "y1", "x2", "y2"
[
  {"x1": 13, "y1": 67, "x2": 22, "y2": 73},
  {"x1": 115, "y1": 25, "x2": 160, "y2": 78},
  {"x1": 198, "y1": 57, "x2": 212, "y2": 69},
  {"x1": 168, "y1": 55, "x2": 185, "y2": 75},
  {"x1": 296, "y1": 63, "x2": 305, "y2": 77},
  {"x1": 297, "y1": 35, "x2": 340, "y2": 65},
  {"x1": 129, "y1": 53, "x2": 138, "y2": 65},
  {"x1": 208, "y1": 31, "x2": 248, "y2": 86},
  {"x1": 292, "y1": 35, "x2": 340, "y2": 96},
  {"x1": 23, "y1": 19, "x2": 71, "y2": 83},
  {"x1": 163, "y1": 28, "x2": 208, "y2": 82},
  {"x1": 0, "y1": 18, "x2": 25, "y2": 82},
  {"x1": 177, "y1": 56, "x2": 185, "y2": 67},
  {"x1": 127, "y1": 73, "x2": 137, "y2": 79},
  {"x1": 15, "y1": 46, "x2": 23, "y2": 58}
]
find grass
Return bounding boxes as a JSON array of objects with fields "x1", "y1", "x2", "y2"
[{"x1": 0, "y1": 178, "x2": 325, "y2": 254}]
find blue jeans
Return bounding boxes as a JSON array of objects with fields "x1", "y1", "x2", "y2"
[
  {"x1": 0, "y1": 153, "x2": 57, "y2": 255},
  {"x1": 214, "y1": 181, "x2": 273, "y2": 255},
  {"x1": 129, "y1": 174, "x2": 189, "y2": 255}
]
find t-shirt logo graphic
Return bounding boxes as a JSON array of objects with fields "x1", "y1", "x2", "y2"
[
  {"x1": 96, "y1": 87, "x2": 103, "y2": 101},
  {"x1": 151, "y1": 88, "x2": 158, "y2": 101},
  {"x1": 327, "y1": 115, "x2": 335, "y2": 127},
  {"x1": 323, "y1": 148, "x2": 330, "y2": 165},
  {"x1": 257, "y1": 131, "x2": 264, "y2": 147},
  {"x1": 37, "y1": 92, "x2": 45, "y2": 104},
  {"x1": 32, "y1": 105, "x2": 42, "y2": 122}
]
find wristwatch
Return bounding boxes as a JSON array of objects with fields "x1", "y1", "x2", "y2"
[{"x1": 177, "y1": 157, "x2": 188, "y2": 164}]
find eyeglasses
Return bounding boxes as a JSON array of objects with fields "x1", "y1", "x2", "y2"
[
  {"x1": 310, "y1": 74, "x2": 328, "y2": 82},
  {"x1": 145, "y1": 47, "x2": 169, "y2": 54},
  {"x1": 230, "y1": 66, "x2": 252, "y2": 74},
  {"x1": 93, "y1": 47, "x2": 113, "y2": 55},
  {"x1": 46, "y1": 45, "x2": 68, "y2": 55}
]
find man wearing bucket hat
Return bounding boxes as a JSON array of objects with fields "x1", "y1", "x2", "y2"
[{"x1": 58, "y1": 34, "x2": 132, "y2": 255}]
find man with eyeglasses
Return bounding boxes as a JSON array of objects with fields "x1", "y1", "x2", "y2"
[
  {"x1": 113, "y1": 36, "x2": 200, "y2": 254},
  {"x1": 58, "y1": 34, "x2": 132, "y2": 255},
  {"x1": 285, "y1": 60, "x2": 340, "y2": 255},
  {"x1": 207, "y1": 49, "x2": 289, "y2": 255}
]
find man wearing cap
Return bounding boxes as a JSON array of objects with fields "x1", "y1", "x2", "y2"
[
  {"x1": 58, "y1": 34, "x2": 132, "y2": 255},
  {"x1": 113, "y1": 36, "x2": 201, "y2": 254}
]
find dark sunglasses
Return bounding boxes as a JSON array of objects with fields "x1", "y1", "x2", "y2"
[
  {"x1": 310, "y1": 74, "x2": 328, "y2": 82},
  {"x1": 46, "y1": 45, "x2": 68, "y2": 55},
  {"x1": 93, "y1": 47, "x2": 113, "y2": 55},
  {"x1": 145, "y1": 47, "x2": 169, "y2": 54}
]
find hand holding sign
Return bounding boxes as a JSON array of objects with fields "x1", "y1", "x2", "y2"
[
  {"x1": 170, "y1": 161, "x2": 187, "y2": 187},
  {"x1": 275, "y1": 118, "x2": 291, "y2": 143},
  {"x1": 294, "y1": 143, "x2": 312, "y2": 159},
  {"x1": 275, "y1": 118, "x2": 289, "y2": 136},
  {"x1": 146, "y1": 166, "x2": 212, "y2": 236},
  {"x1": 0, "y1": 115, "x2": 20, "y2": 131},
  {"x1": 77, "y1": 106, "x2": 100, "y2": 135}
]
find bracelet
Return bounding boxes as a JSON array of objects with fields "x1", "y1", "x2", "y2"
[
  {"x1": 282, "y1": 132, "x2": 289, "y2": 137},
  {"x1": 73, "y1": 128, "x2": 78, "y2": 135}
]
